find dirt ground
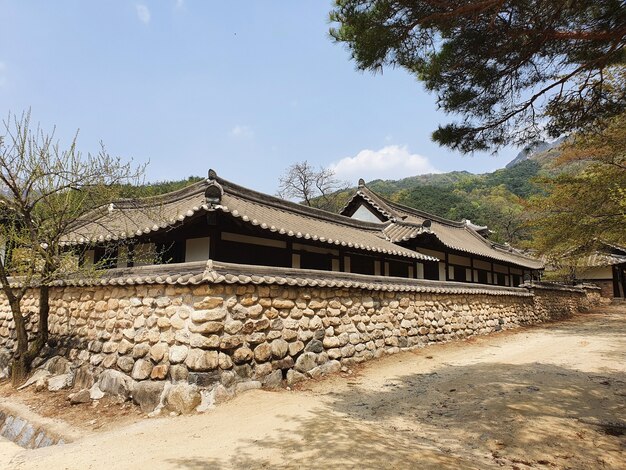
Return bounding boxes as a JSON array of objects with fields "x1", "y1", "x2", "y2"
[
  {"x1": 0, "y1": 383, "x2": 144, "y2": 433},
  {"x1": 2, "y1": 303, "x2": 625, "y2": 469}
]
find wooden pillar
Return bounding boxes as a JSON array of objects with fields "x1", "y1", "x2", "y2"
[
  {"x1": 209, "y1": 228, "x2": 218, "y2": 261},
  {"x1": 445, "y1": 252, "x2": 450, "y2": 281},
  {"x1": 507, "y1": 264, "x2": 512, "y2": 287},
  {"x1": 470, "y1": 256, "x2": 475, "y2": 283},
  {"x1": 286, "y1": 240, "x2": 293, "y2": 268},
  {"x1": 491, "y1": 261, "x2": 495, "y2": 285},
  {"x1": 128, "y1": 243, "x2": 135, "y2": 268},
  {"x1": 616, "y1": 265, "x2": 626, "y2": 298}
]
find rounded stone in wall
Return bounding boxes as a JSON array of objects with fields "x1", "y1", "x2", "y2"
[
  {"x1": 184, "y1": 349, "x2": 219, "y2": 371},
  {"x1": 233, "y1": 347, "x2": 253, "y2": 364},
  {"x1": 271, "y1": 339, "x2": 289, "y2": 359},
  {"x1": 131, "y1": 359, "x2": 153, "y2": 380},
  {"x1": 254, "y1": 343, "x2": 272, "y2": 362},
  {"x1": 117, "y1": 356, "x2": 134, "y2": 373},
  {"x1": 294, "y1": 352, "x2": 317, "y2": 373},
  {"x1": 169, "y1": 345, "x2": 189, "y2": 364}
]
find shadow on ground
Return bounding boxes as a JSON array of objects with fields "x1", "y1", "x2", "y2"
[
  {"x1": 167, "y1": 311, "x2": 626, "y2": 469},
  {"x1": 167, "y1": 358, "x2": 625, "y2": 469}
]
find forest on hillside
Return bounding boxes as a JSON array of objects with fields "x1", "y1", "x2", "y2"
[{"x1": 365, "y1": 159, "x2": 544, "y2": 245}]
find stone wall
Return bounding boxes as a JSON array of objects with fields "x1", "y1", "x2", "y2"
[
  {"x1": 0, "y1": 271, "x2": 599, "y2": 413},
  {"x1": 586, "y1": 279, "x2": 615, "y2": 299},
  {"x1": 528, "y1": 282, "x2": 603, "y2": 313}
]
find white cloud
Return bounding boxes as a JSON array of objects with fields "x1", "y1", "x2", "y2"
[
  {"x1": 136, "y1": 4, "x2": 151, "y2": 24},
  {"x1": 230, "y1": 125, "x2": 254, "y2": 139},
  {"x1": 329, "y1": 145, "x2": 439, "y2": 183}
]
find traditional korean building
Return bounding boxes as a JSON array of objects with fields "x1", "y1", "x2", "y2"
[
  {"x1": 62, "y1": 170, "x2": 543, "y2": 285},
  {"x1": 339, "y1": 179, "x2": 543, "y2": 286},
  {"x1": 575, "y1": 242, "x2": 626, "y2": 299}
]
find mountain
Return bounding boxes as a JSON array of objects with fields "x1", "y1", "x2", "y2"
[
  {"x1": 505, "y1": 137, "x2": 566, "y2": 169},
  {"x1": 366, "y1": 171, "x2": 473, "y2": 195}
]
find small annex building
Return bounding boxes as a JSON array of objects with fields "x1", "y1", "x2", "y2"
[
  {"x1": 575, "y1": 242, "x2": 626, "y2": 299},
  {"x1": 62, "y1": 170, "x2": 544, "y2": 286}
]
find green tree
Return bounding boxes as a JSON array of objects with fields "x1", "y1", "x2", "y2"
[
  {"x1": 529, "y1": 112, "x2": 626, "y2": 256},
  {"x1": 463, "y1": 186, "x2": 529, "y2": 244},
  {"x1": 395, "y1": 184, "x2": 472, "y2": 219},
  {"x1": 0, "y1": 112, "x2": 144, "y2": 385},
  {"x1": 122, "y1": 176, "x2": 203, "y2": 198},
  {"x1": 330, "y1": 1, "x2": 626, "y2": 152}
]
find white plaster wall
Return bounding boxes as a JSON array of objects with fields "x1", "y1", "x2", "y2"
[
  {"x1": 580, "y1": 266, "x2": 613, "y2": 280},
  {"x1": 83, "y1": 249, "x2": 95, "y2": 267},
  {"x1": 292, "y1": 254, "x2": 301, "y2": 269},
  {"x1": 351, "y1": 204, "x2": 383, "y2": 223},
  {"x1": 185, "y1": 237, "x2": 210, "y2": 262},
  {"x1": 117, "y1": 246, "x2": 129, "y2": 268},
  {"x1": 416, "y1": 263, "x2": 424, "y2": 279}
]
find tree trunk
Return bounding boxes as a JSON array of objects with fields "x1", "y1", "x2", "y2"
[
  {"x1": 9, "y1": 285, "x2": 50, "y2": 387},
  {"x1": 11, "y1": 355, "x2": 29, "y2": 386},
  {"x1": 25, "y1": 285, "x2": 50, "y2": 364},
  {"x1": 9, "y1": 296, "x2": 29, "y2": 387}
]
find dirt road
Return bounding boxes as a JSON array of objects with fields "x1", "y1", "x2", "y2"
[{"x1": 3, "y1": 304, "x2": 625, "y2": 469}]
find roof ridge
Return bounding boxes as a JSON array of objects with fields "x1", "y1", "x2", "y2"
[
  {"x1": 67, "y1": 179, "x2": 207, "y2": 229},
  {"x1": 353, "y1": 185, "x2": 468, "y2": 228},
  {"x1": 214, "y1": 175, "x2": 392, "y2": 232},
  {"x1": 109, "y1": 179, "x2": 207, "y2": 208}
]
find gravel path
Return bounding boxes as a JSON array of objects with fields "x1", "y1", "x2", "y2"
[{"x1": 3, "y1": 304, "x2": 625, "y2": 469}]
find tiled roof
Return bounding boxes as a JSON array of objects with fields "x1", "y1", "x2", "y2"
[
  {"x1": 580, "y1": 252, "x2": 626, "y2": 267},
  {"x1": 63, "y1": 171, "x2": 437, "y2": 262},
  {"x1": 341, "y1": 185, "x2": 543, "y2": 270},
  {"x1": 63, "y1": 183, "x2": 209, "y2": 244},
  {"x1": 564, "y1": 241, "x2": 626, "y2": 267},
  {"x1": 51, "y1": 260, "x2": 533, "y2": 296}
]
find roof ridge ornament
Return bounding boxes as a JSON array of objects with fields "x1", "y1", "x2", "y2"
[
  {"x1": 358, "y1": 178, "x2": 366, "y2": 188},
  {"x1": 205, "y1": 179, "x2": 224, "y2": 207},
  {"x1": 208, "y1": 169, "x2": 218, "y2": 180}
]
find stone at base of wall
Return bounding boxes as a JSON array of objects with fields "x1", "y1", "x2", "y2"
[{"x1": 0, "y1": 280, "x2": 601, "y2": 414}]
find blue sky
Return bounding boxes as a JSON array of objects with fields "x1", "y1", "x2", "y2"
[{"x1": 0, "y1": 1, "x2": 521, "y2": 194}]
